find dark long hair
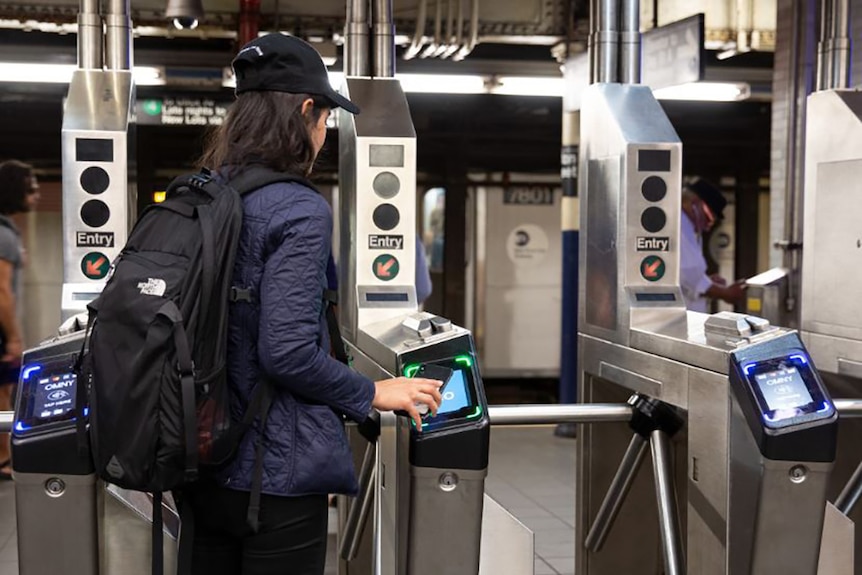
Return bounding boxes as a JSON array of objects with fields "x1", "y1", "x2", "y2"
[
  {"x1": 0, "y1": 160, "x2": 34, "y2": 215},
  {"x1": 198, "y1": 91, "x2": 326, "y2": 177}
]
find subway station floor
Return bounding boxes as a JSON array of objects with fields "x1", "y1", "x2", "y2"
[{"x1": 0, "y1": 427, "x2": 577, "y2": 575}]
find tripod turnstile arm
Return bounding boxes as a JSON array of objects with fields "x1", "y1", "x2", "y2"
[
  {"x1": 0, "y1": 411, "x2": 12, "y2": 433},
  {"x1": 339, "y1": 440, "x2": 377, "y2": 562},
  {"x1": 651, "y1": 429, "x2": 686, "y2": 575},
  {"x1": 487, "y1": 404, "x2": 633, "y2": 426}
]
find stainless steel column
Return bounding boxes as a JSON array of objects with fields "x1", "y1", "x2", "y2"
[
  {"x1": 817, "y1": 0, "x2": 834, "y2": 90},
  {"x1": 619, "y1": 0, "x2": 640, "y2": 84},
  {"x1": 831, "y1": 0, "x2": 850, "y2": 88},
  {"x1": 372, "y1": 0, "x2": 395, "y2": 78},
  {"x1": 105, "y1": 0, "x2": 132, "y2": 70},
  {"x1": 595, "y1": 0, "x2": 620, "y2": 83},
  {"x1": 346, "y1": 0, "x2": 371, "y2": 77},
  {"x1": 78, "y1": 0, "x2": 102, "y2": 69}
]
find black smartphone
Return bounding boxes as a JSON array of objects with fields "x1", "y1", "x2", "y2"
[{"x1": 395, "y1": 363, "x2": 453, "y2": 418}]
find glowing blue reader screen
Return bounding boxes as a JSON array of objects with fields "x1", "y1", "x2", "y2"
[
  {"x1": 754, "y1": 366, "x2": 814, "y2": 412},
  {"x1": 438, "y1": 370, "x2": 470, "y2": 415}
]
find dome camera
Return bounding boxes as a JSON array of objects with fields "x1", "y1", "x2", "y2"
[{"x1": 165, "y1": 0, "x2": 204, "y2": 30}]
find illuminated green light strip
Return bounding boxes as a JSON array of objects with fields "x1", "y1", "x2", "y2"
[
  {"x1": 455, "y1": 355, "x2": 472, "y2": 367},
  {"x1": 467, "y1": 406, "x2": 482, "y2": 419},
  {"x1": 403, "y1": 364, "x2": 421, "y2": 378}
]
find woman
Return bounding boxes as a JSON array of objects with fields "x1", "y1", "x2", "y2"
[
  {"x1": 0, "y1": 160, "x2": 39, "y2": 480},
  {"x1": 188, "y1": 34, "x2": 442, "y2": 575}
]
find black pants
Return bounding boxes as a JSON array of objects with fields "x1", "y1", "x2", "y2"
[{"x1": 187, "y1": 482, "x2": 328, "y2": 575}]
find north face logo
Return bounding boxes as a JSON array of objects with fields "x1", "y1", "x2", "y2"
[
  {"x1": 106, "y1": 456, "x2": 125, "y2": 479},
  {"x1": 137, "y1": 278, "x2": 167, "y2": 296}
]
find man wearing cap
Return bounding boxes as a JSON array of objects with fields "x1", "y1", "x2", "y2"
[
  {"x1": 187, "y1": 33, "x2": 442, "y2": 575},
  {"x1": 679, "y1": 178, "x2": 745, "y2": 312}
]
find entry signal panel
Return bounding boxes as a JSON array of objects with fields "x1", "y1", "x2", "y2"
[
  {"x1": 60, "y1": 70, "x2": 134, "y2": 319},
  {"x1": 626, "y1": 145, "x2": 682, "y2": 302}
]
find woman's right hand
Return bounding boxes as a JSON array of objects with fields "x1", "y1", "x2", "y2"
[{"x1": 373, "y1": 377, "x2": 444, "y2": 430}]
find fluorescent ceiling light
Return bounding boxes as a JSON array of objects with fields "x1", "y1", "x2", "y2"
[
  {"x1": 491, "y1": 76, "x2": 564, "y2": 97},
  {"x1": 653, "y1": 82, "x2": 750, "y2": 102},
  {"x1": 0, "y1": 63, "x2": 165, "y2": 86},
  {"x1": 397, "y1": 73, "x2": 485, "y2": 94}
]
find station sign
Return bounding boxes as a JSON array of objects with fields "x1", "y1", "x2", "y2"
[
  {"x1": 504, "y1": 187, "x2": 555, "y2": 206},
  {"x1": 641, "y1": 14, "x2": 704, "y2": 91},
  {"x1": 137, "y1": 97, "x2": 230, "y2": 127}
]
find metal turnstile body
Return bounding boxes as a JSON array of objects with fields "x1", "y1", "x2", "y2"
[{"x1": 576, "y1": 83, "x2": 836, "y2": 574}]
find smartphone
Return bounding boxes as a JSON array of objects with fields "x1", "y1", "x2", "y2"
[{"x1": 397, "y1": 363, "x2": 453, "y2": 418}]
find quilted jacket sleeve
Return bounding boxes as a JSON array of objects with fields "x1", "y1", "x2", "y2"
[{"x1": 257, "y1": 190, "x2": 375, "y2": 422}]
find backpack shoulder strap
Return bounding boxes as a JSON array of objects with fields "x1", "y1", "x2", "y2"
[{"x1": 226, "y1": 166, "x2": 320, "y2": 196}]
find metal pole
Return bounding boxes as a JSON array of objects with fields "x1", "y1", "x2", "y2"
[
  {"x1": 104, "y1": 0, "x2": 132, "y2": 70},
  {"x1": 619, "y1": 0, "x2": 640, "y2": 83},
  {"x1": 339, "y1": 442, "x2": 377, "y2": 560},
  {"x1": 650, "y1": 429, "x2": 685, "y2": 575},
  {"x1": 817, "y1": 0, "x2": 833, "y2": 90},
  {"x1": 831, "y1": 0, "x2": 850, "y2": 88},
  {"x1": 403, "y1": 0, "x2": 428, "y2": 59},
  {"x1": 372, "y1": 0, "x2": 395, "y2": 77},
  {"x1": 596, "y1": 0, "x2": 620, "y2": 83},
  {"x1": 584, "y1": 434, "x2": 648, "y2": 551},
  {"x1": 488, "y1": 404, "x2": 632, "y2": 426},
  {"x1": 78, "y1": 0, "x2": 103, "y2": 70},
  {"x1": 834, "y1": 399, "x2": 862, "y2": 416},
  {"x1": 345, "y1": 0, "x2": 370, "y2": 76}
]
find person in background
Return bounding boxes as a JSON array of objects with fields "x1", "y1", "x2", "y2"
[
  {"x1": 0, "y1": 160, "x2": 40, "y2": 480},
  {"x1": 187, "y1": 34, "x2": 443, "y2": 575},
  {"x1": 679, "y1": 177, "x2": 745, "y2": 313}
]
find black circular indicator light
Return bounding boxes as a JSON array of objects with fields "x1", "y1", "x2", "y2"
[
  {"x1": 641, "y1": 176, "x2": 667, "y2": 202},
  {"x1": 373, "y1": 172, "x2": 401, "y2": 199},
  {"x1": 81, "y1": 200, "x2": 111, "y2": 228},
  {"x1": 373, "y1": 204, "x2": 400, "y2": 231},
  {"x1": 641, "y1": 207, "x2": 667, "y2": 233},
  {"x1": 80, "y1": 166, "x2": 110, "y2": 195}
]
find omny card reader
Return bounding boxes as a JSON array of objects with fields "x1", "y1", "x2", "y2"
[
  {"x1": 11, "y1": 330, "x2": 98, "y2": 575},
  {"x1": 401, "y1": 344, "x2": 490, "y2": 575},
  {"x1": 728, "y1": 331, "x2": 837, "y2": 575}
]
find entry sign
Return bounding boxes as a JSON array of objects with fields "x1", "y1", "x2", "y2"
[
  {"x1": 372, "y1": 254, "x2": 400, "y2": 281},
  {"x1": 81, "y1": 251, "x2": 110, "y2": 280},
  {"x1": 640, "y1": 255, "x2": 666, "y2": 282}
]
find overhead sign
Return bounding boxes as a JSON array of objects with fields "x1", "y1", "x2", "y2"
[
  {"x1": 641, "y1": 14, "x2": 704, "y2": 91},
  {"x1": 138, "y1": 97, "x2": 230, "y2": 127},
  {"x1": 372, "y1": 254, "x2": 400, "y2": 281},
  {"x1": 81, "y1": 252, "x2": 110, "y2": 280}
]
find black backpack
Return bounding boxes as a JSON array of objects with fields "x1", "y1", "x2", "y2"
[{"x1": 77, "y1": 166, "x2": 316, "y2": 574}]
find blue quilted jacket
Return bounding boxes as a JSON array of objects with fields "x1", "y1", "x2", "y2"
[{"x1": 218, "y1": 178, "x2": 375, "y2": 496}]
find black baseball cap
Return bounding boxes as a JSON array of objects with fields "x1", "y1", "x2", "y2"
[
  {"x1": 232, "y1": 33, "x2": 360, "y2": 114},
  {"x1": 687, "y1": 177, "x2": 727, "y2": 219}
]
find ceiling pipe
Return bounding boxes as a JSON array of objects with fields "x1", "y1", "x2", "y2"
[
  {"x1": 403, "y1": 0, "x2": 427, "y2": 60},
  {"x1": 345, "y1": 0, "x2": 370, "y2": 76},
  {"x1": 105, "y1": 0, "x2": 132, "y2": 70},
  {"x1": 434, "y1": 0, "x2": 455, "y2": 57},
  {"x1": 238, "y1": 0, "x2": 261, "y2": 49},
  {"x1": 77, "y1": 0, "x2": 102, "y2": 70},
  {"x1": 372, "y1": 0, "x2": 395, "y2": 77},
  {"x1": 452, "y1": 0, "x2": 478, "y2": 61},
  {"x1": 441, "y1": 0, "x2": 465, "y2": 59}
]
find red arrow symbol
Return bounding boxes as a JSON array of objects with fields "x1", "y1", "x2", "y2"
[
  {"x1": 643, "y1": 260, "x2": 662, "y2": 278},
  {"x1": 376, "y1": 258, "x2": 396, "y2": 277},
  {"x1": 86, "y1": 256, "x2": 107, "y2": 276}
]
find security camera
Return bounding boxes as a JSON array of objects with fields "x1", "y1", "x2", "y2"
[{"x1": 165, "y1": 0, "x2": 204, "y2": 30}]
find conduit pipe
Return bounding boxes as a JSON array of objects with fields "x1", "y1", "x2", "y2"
[
  {"x1": 452, "y1": 0, "x2": 478, "y2": 61},
  {"x1": 620, "y1": 0, "x2": 640, "y2": 83},
  {"x1": 595, "y1": 0, "x2": 620, "y2": 83},
  {"x1": 831, "y1": 0, "x2": 851, "y2": 89},
  {"x1": 403, "y1": 0, "x2": 427, "y2": 59},
  {"x1": 78, "y1": 0, "x2": 102, "y2": 69},
  {"x1": 420, "y1": 0, "x2": 443, "y2": 58},
  {"x1": 817, "y1": 0, "x2": 834, "y2": 90}
]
